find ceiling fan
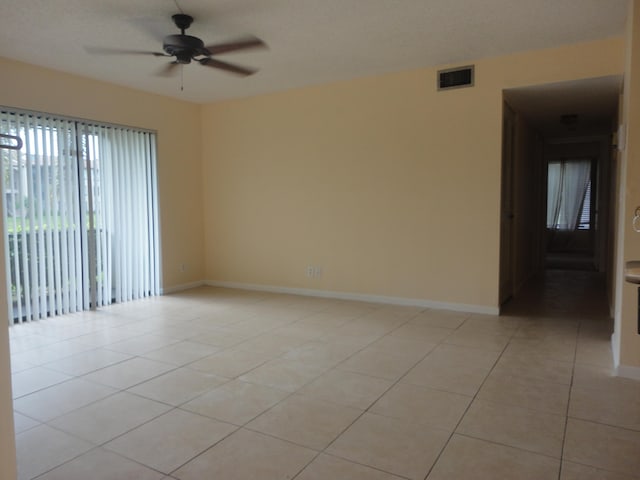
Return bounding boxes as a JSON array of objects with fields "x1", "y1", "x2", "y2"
[{"x1": 88, "y1": 13, "x2": 267, "y2": 77}]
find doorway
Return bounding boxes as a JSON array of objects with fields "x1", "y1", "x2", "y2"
[{"x1": 499, "y1": 75, "x2": 621, "y2": 311}]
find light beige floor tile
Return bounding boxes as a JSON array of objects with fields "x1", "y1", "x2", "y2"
[
  {"x1": 142, "y1": 324, "x2": 208, "y2": 341},
  {"x1": 569, "y1": 385, "x2": 640, "y2": 431},
  {"x1": 105, "y1": 409, "x2": 237, "y2": 474},
  {"x1": 16, "y1": 424, "x2": 93, "y2": 480},
  {"x1": 564, "y1": 418, "x2": 640, "y2": 477},
  {"x1": 367, "y1": 335, "x2": 437, "y2": 358},
  {"x1": 427, "y1": 434, "x2": 560, "y2": 480},
  {"x1": 188, "y1": 313, "x2": 252, "y2": 330},
  {"x1": 363, "y1": 309, "x2": 411, "y2": 322},
  {"x1": 10, "y1": 333, "x2": 59, "y2": 354},
  {"x1": 370, "y1": 382, "x2": 472, "y2": 431},
  {"x1": 401, "y1": 344, "x2": 499, "y2": 396},
  {"x1": 49, "y1": 392, "x2": 172, "y2": 444},
  {"x1": 576, "y1": 338, "x2": 614, "y2": 368},
  {"x1": 443, "y1": 329, "x2": 511, "y2": 352},
  {"x1": 113, "y1": 320, "x2": 170, "y2": 336},
  {"x1": 515, "y1": 320, "x2": 579, "y2": 338},
  {"x1": 560, "y1": 461, "x2": 639, "y2": 480},
  {"x1": 282, "y1": 341, "x2": 362, "y2": 369},
  {"x1": 494, "y1": 350, "x2": 574, "y2": 384},
  {"x1": 272, "y1": 320, "x2": 343, "y2": 340},
  {"x1": 298, "y1": 369, "x2": 392, "y2": 409},
  {"x1": 37, "y1": 448, "x2": 165, "y2": 480},
  {"x1": 504, "y1": 337, "x2": 576, "y2": 363},
  {"x1": 239, "y1": 358, "x2": 328, "y2": 392},
  {"x1": 477, "y1": 373, "x2": 570, "y2": 415},
  {"x1": 186, "y1": 347, "x2": 274, "y2": 378},
  {"x1": 106, "y1": 334, "x2": 180, "y2": 355},
  {"x1": 128, "y1": 368, "x2": 227, "y2": 406},
  {"x1": 11, "y1": 366, "x2": 72, "y2": 398},
  {"x1": 326, "y1": 412, "x2": 450, "y2": 480},
  {"x1": 181, "y1": 379, "x2": 290, "y2": 425},
  {"x1": 457, "y1": 399, "x2": 565, "y2": 457},
  {"x1": 296, "y1": 453, "x2": 405, "y2": 480},
  {"x1": 142, "y1": 340, "x2": 220, "y2": 366},
  {"x1": 332, "y1": 320, "x2": 398, "y2": 339},
  {"x1": 389, "y1": 323, "x2": 453, "y2": 343},
  {"x1": 11, "y1": 339, "x2": 95, "y2": 365},
  {"x1": 246, "y1": 393, "x2": 362, "y2": 450},
  {"x1": 297, "y1": 311, "x2": 358, "y2": 328},
  {"x1": 234, "y1": 333, "x2": 310, "y2": 356},
  {"x1": 173, "y1": 428, "x2": 316, "y2": 480},
  {"x1": 408, "y1": 309, "x2": 468, "y2": 329},
  {"x1": 44, "y1": 348, "x2": 132, "y2": 376},
  {"x1": 74, "y1": 328, "x2": 143, "y2": 347},
  {"x1": 323, "y1": 301, "x2": 379, "y2": 317},
  {"x1": 187, "y1": 329, "x2": 252, "y2": 347},
  {"x1": 13, "y1": 378, "x2": 116, "y2": 422},
  {"x1": 13, "y1": 411, "x2": 40, "y2": 434},
  {"x1": 221, "y1": 320, "x2": 278, "y2": 336},
  {"x1": 572, "y1": 364, "x2": 640, "y2": 394},
  {"x1": 233, "y1": 317, "x2": 299, "y2": 335},
  {"x1": 10, "y1": 356, "x2": 36, "y2": 374},
  {"x1": 83, "y1": 357, "x2": 176, "y2": 389},
  {"x1": 337, "y1": 348, "x2": 422, "y2": 381},
  {"x1": 457, "y1": 314, "x2": 521, "y2": 334}
]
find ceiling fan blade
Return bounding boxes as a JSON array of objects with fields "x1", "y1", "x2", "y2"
[
  {"x1": 203, "y1": 36, "x2": 267, "y2": 56},
  {"x1": 156, "y1": 61, "x2": 180, "y2": 77},
  {"x1": 85, "y1": 46, "x2": 167, "y2": 57},
  {"x1": 199, "y1": 58, "x2": 256, "y2": 76}
]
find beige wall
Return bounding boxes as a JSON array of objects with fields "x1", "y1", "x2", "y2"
[
  {"x1": 202, "y1": 37, "x2": 624, "y2": 311},
  {"x1": 616, "y1": 0, "x2": 640, "y2": 372}
]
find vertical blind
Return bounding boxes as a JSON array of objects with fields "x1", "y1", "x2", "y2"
[{"x1": 0, "y1": 109, "x2": 160, "y2": 324}]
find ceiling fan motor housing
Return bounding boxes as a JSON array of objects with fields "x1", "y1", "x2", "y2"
[{"x1": 163, "y1": 34, "x2": 206, "y2": 63}]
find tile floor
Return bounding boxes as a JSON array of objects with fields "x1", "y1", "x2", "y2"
[{"x1": 8, "y1": 270, "x2": 640, "y2": 480}]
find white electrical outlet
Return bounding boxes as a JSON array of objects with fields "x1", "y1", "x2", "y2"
[
  {"x1": 306, "y1": 265, "x2": 323, "y2": 278},
  {"x1": 180, "y1": 263, "x2": 186, "y2": 272}
]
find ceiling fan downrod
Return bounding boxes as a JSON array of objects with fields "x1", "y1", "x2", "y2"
[{"x1": 172, "y1": 13, "x2": 193, "y2": 34}]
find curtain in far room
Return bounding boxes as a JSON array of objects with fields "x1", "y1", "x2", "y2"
[
  {"x1": 546, "y1": 159, "x2": 591, "y2": 232},
  {"x1": 0, "y1": 109, "x2": 160, "y2": 324}
]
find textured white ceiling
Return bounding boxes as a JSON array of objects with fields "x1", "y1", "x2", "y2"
[{"x1": 0, "y1": 0, "x2": 629, "y2": 104}]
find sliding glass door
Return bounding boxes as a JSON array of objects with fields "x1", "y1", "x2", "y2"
[{"x1": 0, "y1": 109, "x2": 160, "y2": 324}]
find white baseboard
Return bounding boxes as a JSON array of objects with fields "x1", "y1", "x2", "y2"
[
  {"x1": 160, "y1": 281, "x2": 205, "y2": 295},
  {"x1": 615, "y1": 364, "x2": 640, "y2": 381},
  {"x1": 610, "y1": 331, "x2": 640, "y2": 381},
  {"x1": 205, "y1": 280, "x2": 499, "y2": 315},
  {"x1": 610, "y1": 331, "x2": 620, "y2": 367}
]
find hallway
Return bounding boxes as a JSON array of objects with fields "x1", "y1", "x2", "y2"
[{"x1": 503, "y1": 269, "x2": 611, "y2": 321}]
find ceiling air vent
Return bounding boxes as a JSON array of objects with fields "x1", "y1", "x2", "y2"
[{"x1": 438, "y1": 65, "x2": 474, "y2": 91}]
